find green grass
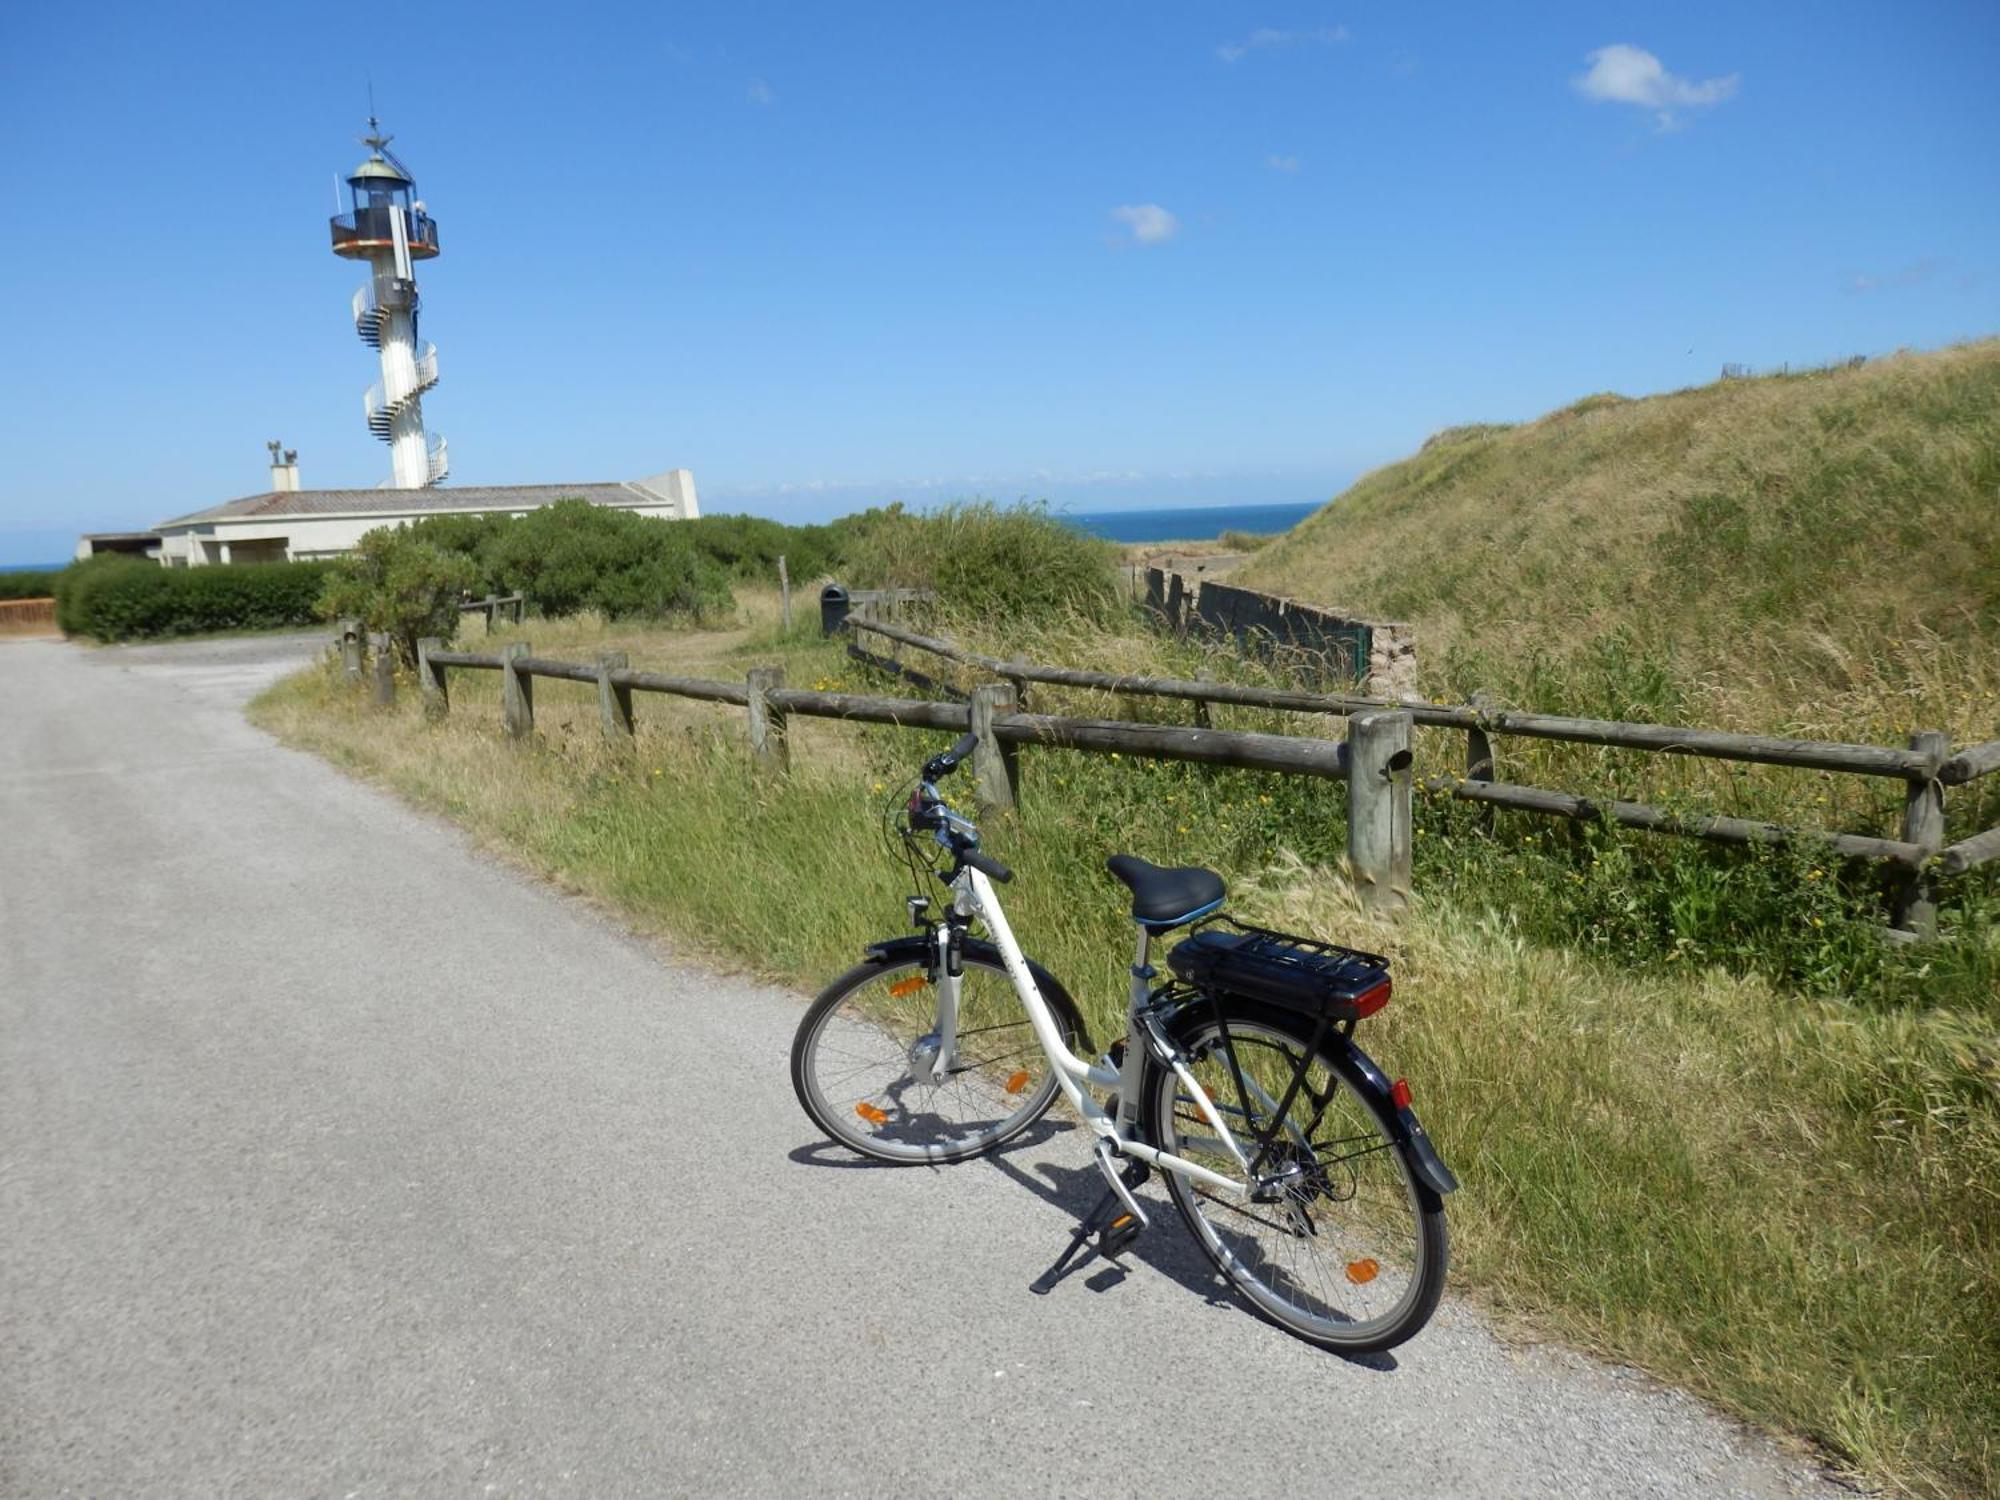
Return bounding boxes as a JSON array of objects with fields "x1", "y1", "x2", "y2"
[{"x1": 253, "y1": 607, "x2": 1998, "y2": 1498}]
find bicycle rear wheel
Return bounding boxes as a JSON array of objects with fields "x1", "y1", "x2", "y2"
[
  {"x1": 1148, "y1": 999, "x2": 1447, "y2": 1352},
  {"x1": 792, "y1": 950, "x2": 1068, "y2": 1164}
]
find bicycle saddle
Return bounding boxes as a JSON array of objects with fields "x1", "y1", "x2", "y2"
[{"x1": 1105, "y1": 854, "x2": 1226, "y2": 930}]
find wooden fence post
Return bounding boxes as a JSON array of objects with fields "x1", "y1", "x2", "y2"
[
  {"x1": 340, "y1": 618, "x2": 363, "y2": 683},
  {"x1": 969, "y1": 683, "x2": 1019, "y2": 814},
  {"x1": 1889, "y1": 730, "x2": 1948, "y2": 938},
  {"x1": 371, "y1": 637, "x2": 396, "y2": 707},
  {"x1": 417, "y1": 637, "x2": 447, "y2": 719},
  {"x1": 500, "y1": 641, "x2": 534, "y2": 738},
  {"x1": 1346, "y1": 709, "x2": 1414, "y2": 914},
  {"x1": 778, "y1": 555, "x2": 793, "y2": 633},
  {"x1": 1006, "y1": 657, "x2": 1031, "y2": 713},
  {"x1": 484, "y1": 595, "x2": 499, "y2": 631},
  {"x1": 747, "y1": 666, "x2": 789, "y2": 777},
  {"x1": 1465, "y1": 690, "x2": 1496, "y2": 781},
  {"x1": 597, "y1": 651, "x2": 635, "y2": 738},
  {"x1": 1193, "y1": 667, "x2": 1214, "y2": 729}
]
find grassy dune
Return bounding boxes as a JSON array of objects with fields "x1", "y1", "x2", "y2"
[
  {"x1": 255, "y1": 592, "x2": 1996, "y2": 1497},
  {"x1": 1237, "y1": 339, "x2": 2000, "y2": 739}
]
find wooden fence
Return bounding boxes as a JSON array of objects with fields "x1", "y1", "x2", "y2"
[
  {"x1": 335, "y1": 628, "x2": 1420, "y2": 913},
  {"x1": 329, "y1": 616, "x2": 2000, "y2": 937},
  {"x1": 0, "y1": 597, "x2": 58, "y2": 637},
  {"x1": 458, "y1": 594, "x2": 525, "y2": 628},
  {"x1": 841, "y1": 615, "x2": 2000, "y2": 940}
]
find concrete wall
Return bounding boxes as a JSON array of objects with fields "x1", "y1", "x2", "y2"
[{"x1": 1144, "y1": 567, "x2": 1418, "y2": 697}]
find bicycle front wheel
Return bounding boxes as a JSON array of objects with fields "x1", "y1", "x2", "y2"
[
  {"x1": 1148, "y1": 1000, "x2": 1447, "y2": 1352},
  {"x1": 791, "y1": 949, "x2": 1068, "y2": 1164}
]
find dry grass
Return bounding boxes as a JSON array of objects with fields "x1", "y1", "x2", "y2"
[{"x1": 1236, "y1": 338, "x2": 2000, "y2": 739}]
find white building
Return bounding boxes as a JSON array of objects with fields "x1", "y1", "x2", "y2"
[{"x1": 149, "y1": 468, "x2": 699, "y2": 567}]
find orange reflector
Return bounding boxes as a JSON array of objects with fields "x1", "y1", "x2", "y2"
[
  {"x1": 855, "y1": 1101, "x2": 889, "y2": 1125},
  {"x1": 1390, "y1": 1078, "x2": 1413, "y2": 1111},
  {"x1": 888, "y1": 977, "x2": 928, "y2": 998},
  {"x1": 1345, "y1": 1258, "x2": 1380, "y2": 1285},
  {"x1": 1004, "y1": 1069, "x2": 1032, "y2": 1095}
]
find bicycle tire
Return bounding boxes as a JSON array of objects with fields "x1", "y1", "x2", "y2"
[
  {"x1": 792, "y1": 949, "x2": 1073, "y2": 1164},
  {"x1": 1146, "y1": 997, "x2": 1447, "y2": 1352}
]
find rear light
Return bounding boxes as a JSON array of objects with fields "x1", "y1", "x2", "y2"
[
  {"x1": 1349, "y1": 978, "x2": 1392, "y2": 1018},
  {"x1": 1390, "y1": 1078, "x2": 1413, "y2": 1111}
]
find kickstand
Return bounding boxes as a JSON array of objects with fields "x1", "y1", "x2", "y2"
[{"x1": 1029, "y1": 1153, "x2": 1150, "y2": 1295}]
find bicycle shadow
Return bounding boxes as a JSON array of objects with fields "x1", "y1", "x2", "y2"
[
  {"x1": 787, "y1": 1127, "x2": 1398, "y2": 1374},
  {"x1": 784, "y1": 1114, "x2": 1073, "y2": 1171}
]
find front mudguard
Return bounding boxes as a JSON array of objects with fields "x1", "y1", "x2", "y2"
[
  {"x1": 860, "y1": 934, "x2": 1095, "y2": 1057},
  {"x1": 1155, "y1": 997, "x2": 1457, "y2": 1200}
]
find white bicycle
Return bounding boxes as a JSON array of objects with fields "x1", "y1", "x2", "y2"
[{"x1": 790, "y1": 733, "x2": 1457, "y2": 1352}]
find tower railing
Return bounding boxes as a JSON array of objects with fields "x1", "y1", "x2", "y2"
[
  {"x1": 329, "y1": 207, "x2": 441, "y2": 257},
  {"x1": 426, "y1": 435, "x2": 450, "y2": 486}
]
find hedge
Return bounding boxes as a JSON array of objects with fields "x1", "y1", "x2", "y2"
[
  {"x1": 55, "y1": 557, "x2": 338, "y2": 641},
  {"x1": 0, "y1": 569, "x2": 61, "y2": 600}
]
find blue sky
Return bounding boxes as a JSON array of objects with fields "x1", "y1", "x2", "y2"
[{"x1": 1, "y1": 1, "x2": 1994, "y2": 562}]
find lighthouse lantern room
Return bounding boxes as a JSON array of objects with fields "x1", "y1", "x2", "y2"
[{"x1": 330, "y1": 121, "x2": 446, "y2": 488}]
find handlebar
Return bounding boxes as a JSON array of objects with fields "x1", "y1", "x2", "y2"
[
  {"x1": 907, "y1": 733, "x2": 1011, "y2": 883},
  {"x1": 963, "y1": 849, "x2": 1013, "y2": 884},
  {"x1": 922, "y1": 731, "x2": 980, "y2": 782}
]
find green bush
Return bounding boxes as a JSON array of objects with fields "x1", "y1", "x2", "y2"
[
  {"x1": 0, "y1": 569, "x2": 61, "y2": 600},
  {"x1": 485, "y1": 500, "x2": 733, "y2": 621},
  {"x1": 681, "y1": 513, "x2": 835, "y2": 584},
  {"x1": 318, "y1": 527, "x2": 482, "y2": 665},
  {"x1": 55, "y1": 556, "x2": 336, "y2": 641},
  {"x1": 840, "y1": 501, "x2": 1122, "y2": 624}
]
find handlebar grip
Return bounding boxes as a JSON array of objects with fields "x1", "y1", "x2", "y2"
[
  {"x1": 963, "y1": 849, "x2": 1013, "y2": 884},
  {"x1": 923, "y1": 731, "x2": 981, "y2": 780}
]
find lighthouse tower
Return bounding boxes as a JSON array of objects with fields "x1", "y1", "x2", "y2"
[{"x1": 329, "y1": 121, "x2": 446, "y2": 487}]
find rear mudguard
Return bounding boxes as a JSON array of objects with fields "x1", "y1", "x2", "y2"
[
  {"x1": 1155, "y1": 997, "x2": 1457, "y2": 1200},
  {"x1": 861, "y1": 935, "x2": 1095, "y2": 1057}
]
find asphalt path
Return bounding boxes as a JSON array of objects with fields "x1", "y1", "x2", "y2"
[{"x1": 1, "y1": 634, "x2": 1847, "y2": 1498}]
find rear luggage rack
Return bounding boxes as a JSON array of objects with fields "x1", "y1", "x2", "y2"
[{"x1": 1166, "y1": 918, "x2": 1392, "y2": 1022}]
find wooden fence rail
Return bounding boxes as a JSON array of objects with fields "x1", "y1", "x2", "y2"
[
  {"x1": 838, "y1": 616, "x2": 2000, "y2": 938},
  {"x1": 403, "y1": 634, "x2": 1414, "y2": 912},
  {"x1": 458, "y1": 593, "x2": 526, "y2": 628},
  {"x1": 846, "y1": 616, "x2": 1938, "y2": 777},
  {"x1": 341, "y1": 627, "x2": 1997, "y2": 935}
]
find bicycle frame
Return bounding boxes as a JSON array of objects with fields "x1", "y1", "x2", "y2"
[{"x1": 931, "y1": 865, "x2": 1256, "y2": 1200}]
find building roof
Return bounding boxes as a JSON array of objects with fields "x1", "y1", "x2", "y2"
[
  {"x1": 348, "y1": 155, "x2": 411, "y2": 184},
  {"x1": 156, "y1": 480, "x2": 687, "y2": 531}
]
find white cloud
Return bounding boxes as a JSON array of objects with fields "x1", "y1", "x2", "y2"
[
  {"x1": 1218, "y1": 25, "x2": 1348, "y2": 63},
  {"x1": 1266, "y1": 154, "x2": 1301, "y2": 173},
  {"x1": 1110, "y1": 203, "x2": 1179, "y2": 246},
  {"x1": 1573, "y1": 44, "x2": 1737, "y2": 129},
  {"x1": 1846, "y1": 259, "x2": 1942, "y2": 294},
  {"x1": 746, "y1": 77, "x2": 775, "y2": 106}
]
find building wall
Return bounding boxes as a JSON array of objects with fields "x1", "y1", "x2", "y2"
[{"x1": 155, "y1": 484, "x2": 697, "y2": 567}]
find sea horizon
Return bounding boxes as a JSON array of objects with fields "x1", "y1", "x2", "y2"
[{"x1": 1056, "y1": 500, "x2": 1320, "y2": 544}]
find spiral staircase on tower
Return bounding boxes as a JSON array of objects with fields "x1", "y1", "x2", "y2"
[{"x1": 352, "y1": 281, "x2": 447, "y2": 486}]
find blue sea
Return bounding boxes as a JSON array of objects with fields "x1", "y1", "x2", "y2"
[
  {"x1": 1058, "y1": 501, "x2": 1320, "y2": 544},
  {"x1": 0, "y1": 562, "x2": 63, "y2": 573}
]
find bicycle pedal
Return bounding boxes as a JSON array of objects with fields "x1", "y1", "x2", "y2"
[{"x1": 1095, "y1": 1210, "x2": 1145, "y2": 1260}]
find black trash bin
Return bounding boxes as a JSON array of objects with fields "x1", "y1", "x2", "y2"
[{"x1": 819, "y1": 583, "x2": 851, "y2": 637}]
